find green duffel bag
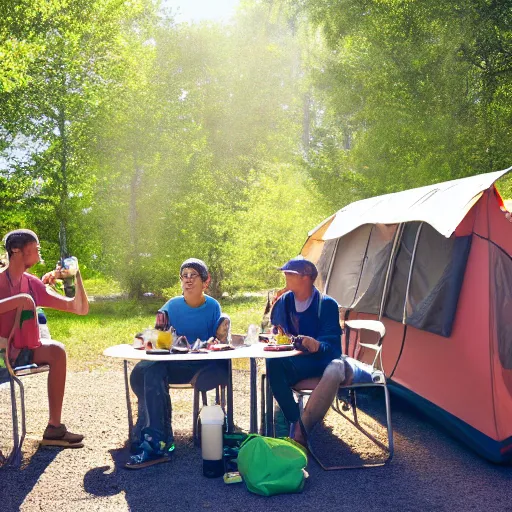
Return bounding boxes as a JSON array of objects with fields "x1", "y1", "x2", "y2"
[{"x1": 237, "y1": 434, "x2": 308, "y2": 496}]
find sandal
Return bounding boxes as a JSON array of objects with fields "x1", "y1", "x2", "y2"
[
  {"x1": 41, "y1": 424, "x2": 84, "y2": 448},
  {"x1": 124, "y1": 443, "x2": 175, "y2": 470}
]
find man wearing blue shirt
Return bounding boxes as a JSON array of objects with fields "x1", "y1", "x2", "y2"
[
  {"x1": 266, "y1": 256, "x2": 342, "y2": 445},
  {"x1": 126, "y1": 258, "x2": 229, "y2": 469}
]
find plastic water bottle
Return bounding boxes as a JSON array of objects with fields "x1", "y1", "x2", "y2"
[
  {"x1": 61, "y1": 256, "x2": 78, "y2": 298},
  {"x1": 37, "y1": 308, "x2": 51, "y2": 340},
  {"x1": 245, "y1": 324, "x2": 260, "y2": 345}
]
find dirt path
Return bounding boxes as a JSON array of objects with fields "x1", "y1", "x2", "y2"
[{"x1": 1, "y1": 369, "x2": 511, "y2": 511}]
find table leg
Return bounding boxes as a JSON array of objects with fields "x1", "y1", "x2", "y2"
[
  {"x1": 265, "y1": 373, "x2": 274, "y2": 437},
  {"x1": 124, "y1": 360, "x2": 134, "y2": 441},
  {"x1": 260, "y1": 373, "x2": 266, "y2": 435},
  {"x1": 250, "y1": 358, "x2": 258, "y2": 433},
  {"x1": 227, "y1": 359, "x2": 234, "y2": 433}
]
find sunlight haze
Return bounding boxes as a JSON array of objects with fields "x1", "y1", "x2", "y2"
[{"x1": 163, "y1": 0, "x2": 240, "y2": 23}]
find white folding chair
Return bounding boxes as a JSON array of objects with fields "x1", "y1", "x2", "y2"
[
  {"x1": 0, "y1": 295, "x2": 49, "y2": 467},
  {"x1": 293, "y1": 319, "x2": 394, "y2": 470}
]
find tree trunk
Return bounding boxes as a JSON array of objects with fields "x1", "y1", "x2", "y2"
[
  {"x1": 58, "y1": 105, "x2": 69, "y2": 259},
  {"x1": 127, "y1": 155, "x2": 144, "y2": 298}
]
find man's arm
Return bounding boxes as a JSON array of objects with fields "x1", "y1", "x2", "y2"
[{"x1": 301, "y1": 298, "x2": 342, "y2": 357}]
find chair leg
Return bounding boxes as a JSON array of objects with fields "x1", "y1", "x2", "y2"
[
  {"x1": 384, "y1": 385, "x2": 394, "y2": 461},
  {"x1": 226, "y1": 360, "x2": 234, "y2": 434},
  {"x1": 314, "y1": 384, "x2": 393, "y2": 470},
  {"x1": 193, "y1": 388, "x2": 201, "y2": 446},
  {"x1": 7, "y1": 375, "x2": 23, "y2": 466}
]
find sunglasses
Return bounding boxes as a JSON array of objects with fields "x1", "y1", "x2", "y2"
[{"x1": 180, "y1": 273, "x2": 201, "y2": 281}]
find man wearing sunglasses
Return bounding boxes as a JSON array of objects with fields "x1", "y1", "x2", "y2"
[{"x1": 126, "y1": 258, "x2": 230, "y2": 469}]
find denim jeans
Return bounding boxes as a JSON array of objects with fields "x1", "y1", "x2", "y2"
[
  {"x1": 266, "y1": 354, "x2": 331, "y2": 424},
  {"x1": 130, "y1": 359, "x2": 228, "y2": 445}
]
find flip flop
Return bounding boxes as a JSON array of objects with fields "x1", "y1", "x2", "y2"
[{"x1": 124, "y1": 452, "x2": 171, "y2": 470}]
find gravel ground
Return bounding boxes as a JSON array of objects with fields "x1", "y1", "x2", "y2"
[{"x1": 1, "y1": 367, "x2": 511, "y2": 512}]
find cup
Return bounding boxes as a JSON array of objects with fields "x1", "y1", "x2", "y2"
[
  {"x1": 156, "y1": 330, "x2": 172, "y2": 350},
  {"x1": 245, "y1": 324, "x2": 260, "y2": 345},
  {"x1": 133, "y1": 333, "x2": 145, "y2": 349}
]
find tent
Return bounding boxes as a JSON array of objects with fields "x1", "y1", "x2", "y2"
[{"x1": 302, "y1": 167, "x2": 512, "y2": 463}]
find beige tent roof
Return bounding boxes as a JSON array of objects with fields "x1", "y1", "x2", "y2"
[{"x1": 313, "y1": 167, "x2": 512, "y2": 241}]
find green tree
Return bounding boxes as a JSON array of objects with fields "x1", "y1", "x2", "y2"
[
  {"x1": 273, "y1": 0, "x2": 512, "y2": 203},
  {"x1": 0, "y1": 0, "x2": 150, "y2": 265}
]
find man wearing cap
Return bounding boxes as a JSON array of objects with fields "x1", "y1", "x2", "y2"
[
  {"x1": 0, "y1": 229, "x2": 89, "y2": 448},
  {"x1": 266, "y1": 256, "x2": 342, "y2": 445},
  {"x1": 126, "y1": 258, "x2": 230, "y2": 469}
]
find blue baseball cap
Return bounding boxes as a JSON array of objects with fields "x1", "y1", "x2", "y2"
[{"x1": 278, "y1": 256, "x2": 318, "y2": 280}]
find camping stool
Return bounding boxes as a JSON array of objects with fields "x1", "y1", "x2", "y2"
[
  {"x1": 1, "y1": 318, "x2": 50, "y2": 467},
  {"x1": 123, "y1": 361, "x2": 232, "y2": 448},
  {"x1": 293, "y1": 319, "x2": 394, "y2": 470}
]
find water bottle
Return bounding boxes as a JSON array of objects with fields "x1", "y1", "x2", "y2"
[
  {"x1": 60, "y1": 256, "x2": 78, "y2": 298},
  {"x1": 199, "y1": 406, "x2": 225, "y2": 478},
  {"x1": 245, "y1": 324, "x2": 260, "y2": 345},
  {"x1": 37, "y1": 308, "x2": 51, "y2": 340}
]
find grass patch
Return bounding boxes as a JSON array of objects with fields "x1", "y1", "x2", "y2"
[
  {"x1": 82, "y1": 276, "x2": 123, "y2": 297},
  {"x1": 45, "y1": 294, "x2": 267, "y2": 371}
]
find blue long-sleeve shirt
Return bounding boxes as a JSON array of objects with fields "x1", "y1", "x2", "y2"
[{"x1": 270, "y1": 287, "x2": 342, "y2": 361}]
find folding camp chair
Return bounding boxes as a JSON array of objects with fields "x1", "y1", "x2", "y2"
[
  {"x1": 293, "y1": 319, "x2": 394, "y2": 470},
  {"x1": 0, "y1": 295, "x2": 49, "y2": 467}
]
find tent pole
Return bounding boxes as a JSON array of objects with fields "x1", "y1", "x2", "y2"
[
  {"x1": 352, "y1": 225, "x2": 374, "y2": 306},
  {"x1": 402, "y1": 223, "x2": 424, "y2": 324},
  {"x1": 324, "y1": 238, "x2": 340, "y2": 294},
  {"x1": 378, "y1": 224, "x2": 403, "y2": 321}
]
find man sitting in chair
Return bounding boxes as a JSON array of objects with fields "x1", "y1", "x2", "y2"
[
  {"x1": 127, "y1": 258, "x2": 230, "y2": 469},
  {"x1": 266, "y1": 256, "x2": 342, "y2": 446},
  {"x1": 0, "y1": 229, "x2": 89, "y2": 448}
]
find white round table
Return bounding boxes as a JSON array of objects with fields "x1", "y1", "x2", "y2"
[{"x1": 104, "y1": 342, "x2": 302, "y2": 434}]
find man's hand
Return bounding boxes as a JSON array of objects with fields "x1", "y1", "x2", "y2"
[
  {"x1": 41, "y1": 268, "x2": 64, "y2": 286},
  {"x1": 41, "y1": 270, "x2": 60, "y2": 285},
  {"x1": 301, "y1": 336, "x2": 321, "y2": 353}
]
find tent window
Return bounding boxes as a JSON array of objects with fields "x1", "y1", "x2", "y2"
[
  {"x1": 384, "y1": 223, "x2": 420, "y2": 322},
  {"x1": 490, "y1": 244, "x2": 512, "y2": 369},
  {"x1": 326, "y1": 225, "x2": 373, "y2": 307},
  {"x1": 405, "y1": 225, "x2": 471, "y2": 337},
  {"x1": 353, "y1": 224, "x2": 398, "y2": 315}
]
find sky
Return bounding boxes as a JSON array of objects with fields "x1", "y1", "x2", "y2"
[{"x1": 162, "y1": 0, "x2": 241, "y2": 23}]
